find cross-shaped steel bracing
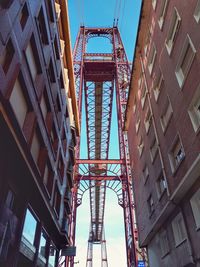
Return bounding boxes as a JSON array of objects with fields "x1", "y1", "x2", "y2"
[{"x1": 67, "y1": 27, "x2": 145, "y2": 267}]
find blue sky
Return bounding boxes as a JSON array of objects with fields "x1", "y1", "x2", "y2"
[{"x1": 68, "y1": 0, "x2": 142, "y2": 266}]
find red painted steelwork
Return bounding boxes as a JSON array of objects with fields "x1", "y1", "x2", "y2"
[
  {"x1": 76, "y1": 159, "x2": 124, "y2": 164},
  {"x1": 68, "y1": 27, "x2": 138, "y2": 267}
]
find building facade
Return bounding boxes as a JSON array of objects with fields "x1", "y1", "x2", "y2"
[
  {"x1": 0, "y1": 0, "x2": 79, "y2": 267},
  {"x1": 125, "y1": 1, "x2": 200, "y2": 266}
]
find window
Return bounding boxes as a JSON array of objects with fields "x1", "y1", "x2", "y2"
[
  {"x1": 147, "y1": 194, "x2": 154, "y2": 214},
  {"x1": 188, "y1": 85, "x2": 200, "y2": 132},
  {"x1": 5, "y1": 190, "x2": 15, "y2": 210},
  {"x1": 138, "y1": 73, "x2": 143, "y2": 89},
  {"x1": 143, "y1": 165, "x2": 149, "y2": 184},
  {"x1": 9, "y1": 78, "x2": 28, "y2": 128},
  {"x1": 37, "y1": 8, "x2": 49, "y2": 44},
  {"x1": 172, "y1": 212, "x2": 187, "y2": 246},
  {"x1": 154, "y1": 71, "x2": 164, "y2": 101},
  {"x1": 38, "y1": 230, "x2": 48, "y2": 259},
  {"x1": 40, "y1": 95, "x2": 48, "y2": 120},
  {"x1": 194, "y1": 0, "x2": 200, "y2": 23},
  {"x1": 158, "y1": 0, "x2": 169, "y2": 29},
  {"x1": 49, "y1": 242, "x2": 56, "y2": 267},
  {"x1": 45, "y1": 0, "x2": 55, "y2": 22},
  {"x1": 144, "y1": 28, "x2": 152, "y2": 57},
  {"x1": 190, "y1": 188, "x2": 200, "y2": 229},
  {"x1": 22, "y1": 209, "x2": 37, "y2": 246},
  {"x1": 43, "y1": 163, "x2": 54, "y2": 197},
  {"x1": 0, "y1": 0, "x2": 14, "y2": 8},
  {"x1": 168, "y1": 135, "x2": 185, "y2": 172},
  {"x1": 156, "y1": 172, "x2": 167, "y2": 198},
  {"x1": 152, "y1": 0, "x2": 157, "y2": 10},
  {"x1": 31, "y1": 130, "x2": 41, "y2": 163},
  {"x1": 160, "y1": 97, "x2": 173, "y2": 132},
  {"x1": 58, "y1": 156, "x2": 64, "y2": 184},
  {"x1": 54, "y1": 37, "x2": 60, "y2": 60},
  {"x1": 144, "y1": 107, "x2": 152, "y2": 133},
  {"x1": 175, "y1": 35, "x2": 196, "y2": 88},
  {"x1": 159, "y1": 230, "x2": 170, "y2": 257},
  {"x1": 141, "y1": 84, "x2": 147, "y2": 109},
  {"x1": 19, "y1": 3, "x2": 29, "y2": 30},
  {"x1": 25, "y1": 37, "x2": 41, "y2": 81},
  {"x1": 43, "y1": 165, "x2": 49, "y2": 186},
  {"x1": 55, "y1": 94, "x2": 62, "y2": 113},
  {"x1": 0, "y1": 39, "x2": 14, "y2": 74},
  {"x1": 54, "y1": 184, "x2": 61, "y2": 217},
  {"x1": 48, "y1": 60, "x2": 56, "y2": 83},
  {"x1": 148, "y1": 44, "x2": 156, "y2": 75},
  {"x1": 133, "y1": 100, "x2": 137, "y2": 114},
  {"x1": 166, "y1": 8, "x2": 181, "y2": 55},
  {"x1": 135, "y1": 117, "x2": 140, "y2": 134},
  {"x1": 137, "y1": 136, "x2": 144, "y2": 157},
  {"x1": 150, "y1": 138, "x2": 158, "y2": 162}
]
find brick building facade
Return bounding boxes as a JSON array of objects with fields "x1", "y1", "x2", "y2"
[
  {"x1": 0, "y1": 0, "x2": 79, "y2": 266},
  {"x1": 125, "y1": 1, "x2": 200, "y2": 266}
]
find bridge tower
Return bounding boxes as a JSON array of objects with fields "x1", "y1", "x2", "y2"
[{"x1": 68, "y1": 26, "x2": 140, "y2": 267}]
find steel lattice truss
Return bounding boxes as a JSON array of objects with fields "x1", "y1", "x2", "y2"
[{"x1": 67, "y1": 27, "x2": 146, "y2": 267}]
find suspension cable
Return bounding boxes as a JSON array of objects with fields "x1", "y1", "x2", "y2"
[
  {"x1": 119, "y1": 0, "x2": 126, "y2": 33},
  {"x1": 113, "y1": 0, "x2": 123, "y2": 27},
  {"x1": 75, "y1": 0, "x2": 84, "y2": 26}
]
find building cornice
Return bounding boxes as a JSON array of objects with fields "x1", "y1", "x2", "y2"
[{"x1": 124, "y1": 0, "x2": 151, "y2": 131}]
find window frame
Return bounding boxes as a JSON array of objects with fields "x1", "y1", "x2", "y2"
[
  {"x1": 0, "y1": 38, "x2": 15, "y2": 74},
  {"x1": 147, "y1": 194, "x2": 154, "y2": 215},
  {"x1": 175, "y1": 35, "x2": 196, "y2": 88},
  {"x1": 144, "y1": 106, "x2": 152, "y2": 134},
  {"x1": 152, "y1": 0, "x2": 157, "y2": 10},
  {"x1": 190, "y1": 188, "x2": 200, "y2": 230},
  {"x1": 137, "y1": 135, "x2": 144, "y2": 157},
  {"x1": 148, "y1": 44, "x2": 156, "y2": 75},
  {"x1": 153, "y1": 70, "x2": 164, "y2": 102},
  {"x1": 160, "y1": 96, "x2": 173, "y2": 133},
  {"x1": 21, "y1": 208, "x2": 38, "y2": 247},
  {"x1": 143, "y1": 165, "x2": 149, "y2": 184},
  {"x1": 188, "y1": 84, "x2": 200, "y2": 133},
  {"x1": 158, "y1": 0, "x2": 169, "y2": 30},
  {"x1": 168, "y1": 134, "x2": 185, "y2": 173},
  {"x1": 194, "y1": 0, "x2": 200, "y2": 23},
  {"x1": 159, "y1": 229, "x2": 170, "y2": 257},
  {"x1": 19, "y1": 3, "x2": 29, "y2": 31},
  {"x1": 165, "y1": 8, "x2": 181, "y2": 55},
  {"x1": 141, "y1": 83, "x2": 147, "y2": 109},
  {"x1": 156, "y1": 172, "x2": 167, "y2": 199},
  {"x1": 172, "y1": 212, "x2": 187, "y2": 247},
  {"x1": 150, "y1": 138, "x2": 158, "y2": 162}
]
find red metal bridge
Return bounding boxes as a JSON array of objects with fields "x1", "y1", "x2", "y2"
[{"x1": 65, "y1": 26, "x2": 145, "y2": 267}]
